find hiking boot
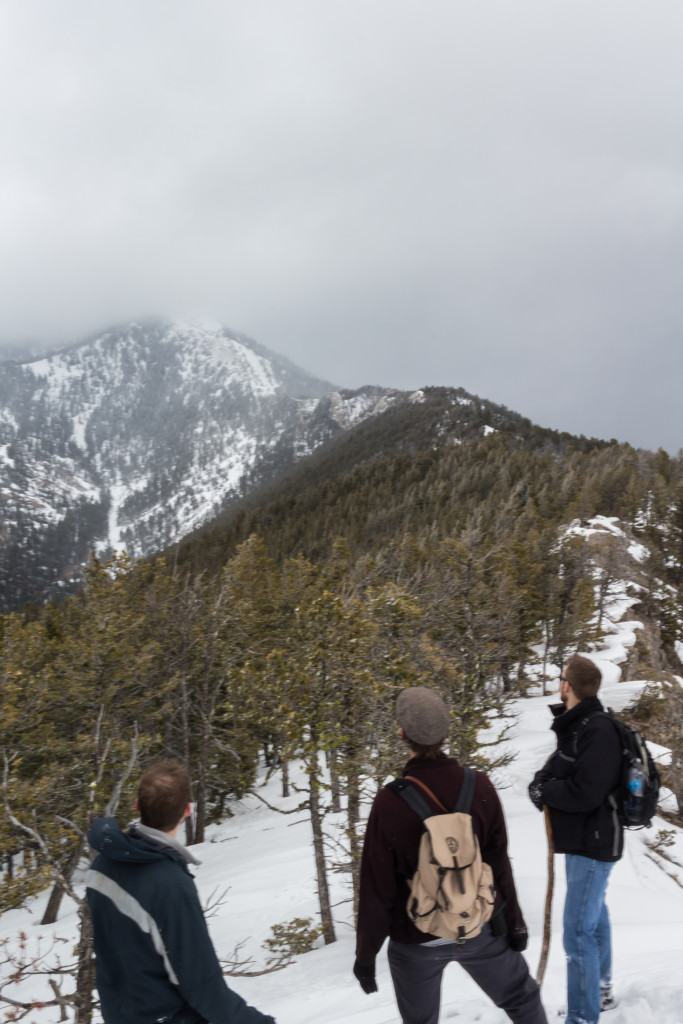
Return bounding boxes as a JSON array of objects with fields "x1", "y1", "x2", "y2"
[
  {"x1": 600, "y1": 988, "x2": 618, "y2": 1012},
  {"x1": 554, "y1": 990, "x2": 618, "y2": 1017}
]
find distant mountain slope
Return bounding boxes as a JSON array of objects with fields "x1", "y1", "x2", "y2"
[
  {"x1": 2, "y1": 316, "x2": 675, "y2": 616},
  {"x1": 0, "y1": 318, "x2": 400, "y2": 609},
  {"x1": 175, "y1": 385, "x2": 622, "y2": 573}
]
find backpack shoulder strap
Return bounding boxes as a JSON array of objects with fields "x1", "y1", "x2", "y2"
[
  {"x1": 572, "y1": 708, "x2": 611, "y2": 756},
  {"x1": 580, "y1": 708, "x2": 611, "y2": 726},
  {"x1": 454, "y1": 766, "x2": 476, "y2": 814},
  {"x1": 388, "y1": 767, "x2": 477, "y2": 820},
  {"x1": 387, "y1": 778, "x2": 435, "y2": 821},
  {"x1": 404, "y1": 775, "x2": 449, "y2": 812}
]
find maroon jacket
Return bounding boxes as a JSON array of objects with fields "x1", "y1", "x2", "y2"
[{"x1": 355, "y1": 754, "x2": 527, "y2": 965}]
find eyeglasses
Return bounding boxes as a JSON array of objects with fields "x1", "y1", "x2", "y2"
[{"x1": 559, "y1": 675, "x2": 568, "y2": 683}]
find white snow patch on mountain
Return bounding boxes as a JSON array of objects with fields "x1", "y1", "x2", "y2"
[
  {"x1": 169, "y1": 320, "x2": 280, "y2": 397},
  {"x1": 0, "y1": 408, "x2": 18, "y2": 430},
  {"x1": 627, "y1": 540, "x2": 649, "y2": 563},
  {"x1": 565, "y1": 514, "x2": 628, "y2": 541},
  {"x1": 0, "y1": 319, "x2": 360, "y2": 578}
]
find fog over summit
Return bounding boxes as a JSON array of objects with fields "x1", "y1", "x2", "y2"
[{"x1": 1, "y1": 3, "x2": 682, "y2": 451}]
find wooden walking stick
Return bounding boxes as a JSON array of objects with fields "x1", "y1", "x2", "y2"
[{"x1": 536, "y1": 805, "x2": 554, "y2": 987}]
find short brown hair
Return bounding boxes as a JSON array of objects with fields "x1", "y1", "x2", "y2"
[
  {"x1": 565, "y1": 654, "x2": 601, "y2": 701},
  {"x1": 137, "y1": 761, "x2": 191, "y2": 832},
  {"x1": 402, "y1": 734, "x2": 444, "y2": 760}
]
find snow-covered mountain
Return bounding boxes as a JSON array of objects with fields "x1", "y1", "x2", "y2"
[{"x1": 0, "y1": 318, "x2": 399, "y2": 610}]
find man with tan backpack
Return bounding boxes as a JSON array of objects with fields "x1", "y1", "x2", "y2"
[{"x1": 354, "y1": 686, "x2": 547, "y2": 1024}]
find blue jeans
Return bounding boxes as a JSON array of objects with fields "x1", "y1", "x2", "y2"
[{"x1": 563, "y1": 854, "x2": 613, "y2": 1024}]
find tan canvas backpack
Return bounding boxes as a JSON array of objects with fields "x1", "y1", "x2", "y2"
[{"x1": 389, "y1": 767, "x2": 495, "y2": 944}]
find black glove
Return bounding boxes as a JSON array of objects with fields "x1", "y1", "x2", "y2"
[
  {"x1": 353, "y1": 960, "x2": 377, "y2": 994},
  {"x1": 528, "y1": 780, "x2": 545, "y2": 810},
  {"x1": 508, "y1": 928, "x2": 529, "y2": 952},
  {"x1": 528, "y1": 769, "x2": 551, "y2": 811}
]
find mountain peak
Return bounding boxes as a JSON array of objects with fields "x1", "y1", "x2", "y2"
[{"x1": 0, "y1": 319, "x2": 379, "y2": 609}]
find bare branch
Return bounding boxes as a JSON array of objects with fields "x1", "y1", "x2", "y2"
[
  {"x1": 218, "y1": 939, "x2": 292, "y2": 977},
  {"x1": 93, "y1": 704, "x2": 105, "y2": 764},
  {"x1": 246, "y1": 790, "x2": 309, "y2": 815},
  {"x1": 208, "y1": 732, "x2": 242, "y2": 760},
  {"x1": 55, "y1": 816, "x2": 86, "y2": 838},
  {"x1": 0, "y1": 933, "x2": 78, "y2": 1021},
  {"x1": 202, "y1": 885, "x2": 231, "y2": 919},
  {"x1": 224, "y1": 960, "x2": 292, "y2": 976},
  {"x1": 104, "y1": 722, "x2": 139, "y2": 818},
  {"x1": 48, "y1": 979, "x2": 69, "y2": 1022},
  {"x1": 2, "y1": 753, "x2": 82, "y2": 907}
]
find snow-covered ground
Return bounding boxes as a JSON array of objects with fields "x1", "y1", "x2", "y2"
[{"x1": 3, "y1": 586, "x2": 683, "y2": 1022}]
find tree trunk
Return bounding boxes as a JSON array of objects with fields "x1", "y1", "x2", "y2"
[
  {"x1": 542, "y1": 622, "x2": 550, "y2": 696},
  {"x1": 281, "y1": 756, "x2": 290, "y2": 799},
  {"x1": 41, "y1": 837, "x2": 84, "y2": 925},
  {"x1": 179, "y1": 671, "x2": 195, "y2": 846},
  {"x1": 73, "y1": 900, "x2": 96, "y2": 1024},
  {"x1": 346, "y1": 771, "x2": 362, "y2": 927},
  {"x1": 194, "y1": 717, "x2": 210, "y2": 845},
  {"x1": 309, "y1": 767, "x2": 336, "y2": 945},
  {"x1": 328, "y1": 750, "x2": 342, "y2": 813}
]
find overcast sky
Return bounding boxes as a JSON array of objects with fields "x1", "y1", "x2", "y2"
[{"x1": 1, "y1": 2, "x2": 682, "y2": 452}]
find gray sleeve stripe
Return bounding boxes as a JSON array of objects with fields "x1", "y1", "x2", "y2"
[{"x1": 86, "y1": 869, "x2": 179, "y2": 986}]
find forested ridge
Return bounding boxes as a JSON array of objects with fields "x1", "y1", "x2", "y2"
[
  {"x1": 2, "y1": 386, "x2": 683, "y2": 1021},
  {"x1": 176, "y1": 387, "x2": 651, "y2": 570}
]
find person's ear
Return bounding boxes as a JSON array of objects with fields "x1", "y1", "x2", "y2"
[{"x1": 134, "y1": 797, "x2": 140, "y2": 812}]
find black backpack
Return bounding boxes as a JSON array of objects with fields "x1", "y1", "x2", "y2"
[{"x1": 579, "y1": 708, "x2": 660, "y2": 828}]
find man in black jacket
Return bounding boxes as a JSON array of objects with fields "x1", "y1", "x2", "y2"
[
  {"x1": 529, "y1": 654, "x2": 622, "y2": 1024},
  {"x1": 87, "y1": 761, "x2": 275, "y2": 1024}
]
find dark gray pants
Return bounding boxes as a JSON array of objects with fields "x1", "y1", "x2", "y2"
[{"x1": 387, "y1": 926, "x2": 548, "y2": 1024}]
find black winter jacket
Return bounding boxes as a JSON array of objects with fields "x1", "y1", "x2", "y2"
[
  {"x1": 533, "y1": 697, "x2": 623, "y2": 862},
  {"x1": 86, "y1": 818, "x2": 274, "y2": 1024}
]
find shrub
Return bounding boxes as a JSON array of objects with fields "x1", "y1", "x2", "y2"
[{"x1": 262, "y1": 917, "x2": 322, "y2": 965}]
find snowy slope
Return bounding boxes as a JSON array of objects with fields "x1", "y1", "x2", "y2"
[
  {"x1": 5, "y1": 318, "x2": 333, "y2": 553},
  {"x1": 2, "y1": 578, "x2": 683, "y2": 1023},
  {"x1": 0, "y1": 319, "x2": 406, "y2": 609}
]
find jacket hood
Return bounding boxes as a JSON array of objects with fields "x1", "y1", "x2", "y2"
[{"x1": 88, "y1": 817, "x2": 179, "y2": 865}]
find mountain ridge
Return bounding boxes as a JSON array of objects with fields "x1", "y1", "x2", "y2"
[
  {"x1": 0, "y1": 317, "x2": 414, "y2": 609},
  {"x1": 0, "y1": 315, "x2": 658, "y2": 613}
]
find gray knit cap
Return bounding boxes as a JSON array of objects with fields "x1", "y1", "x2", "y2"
[{"x1": 396, "y1": 687, "x2": 450, "y2": 745}]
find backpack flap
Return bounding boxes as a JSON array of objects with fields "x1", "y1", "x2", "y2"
[
  {"x1": 407, "y1": 812, "x2": 495, "y2": 942},
  {"x1": 424, "y1": 811, "x2": 478, "y2": 870}
]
